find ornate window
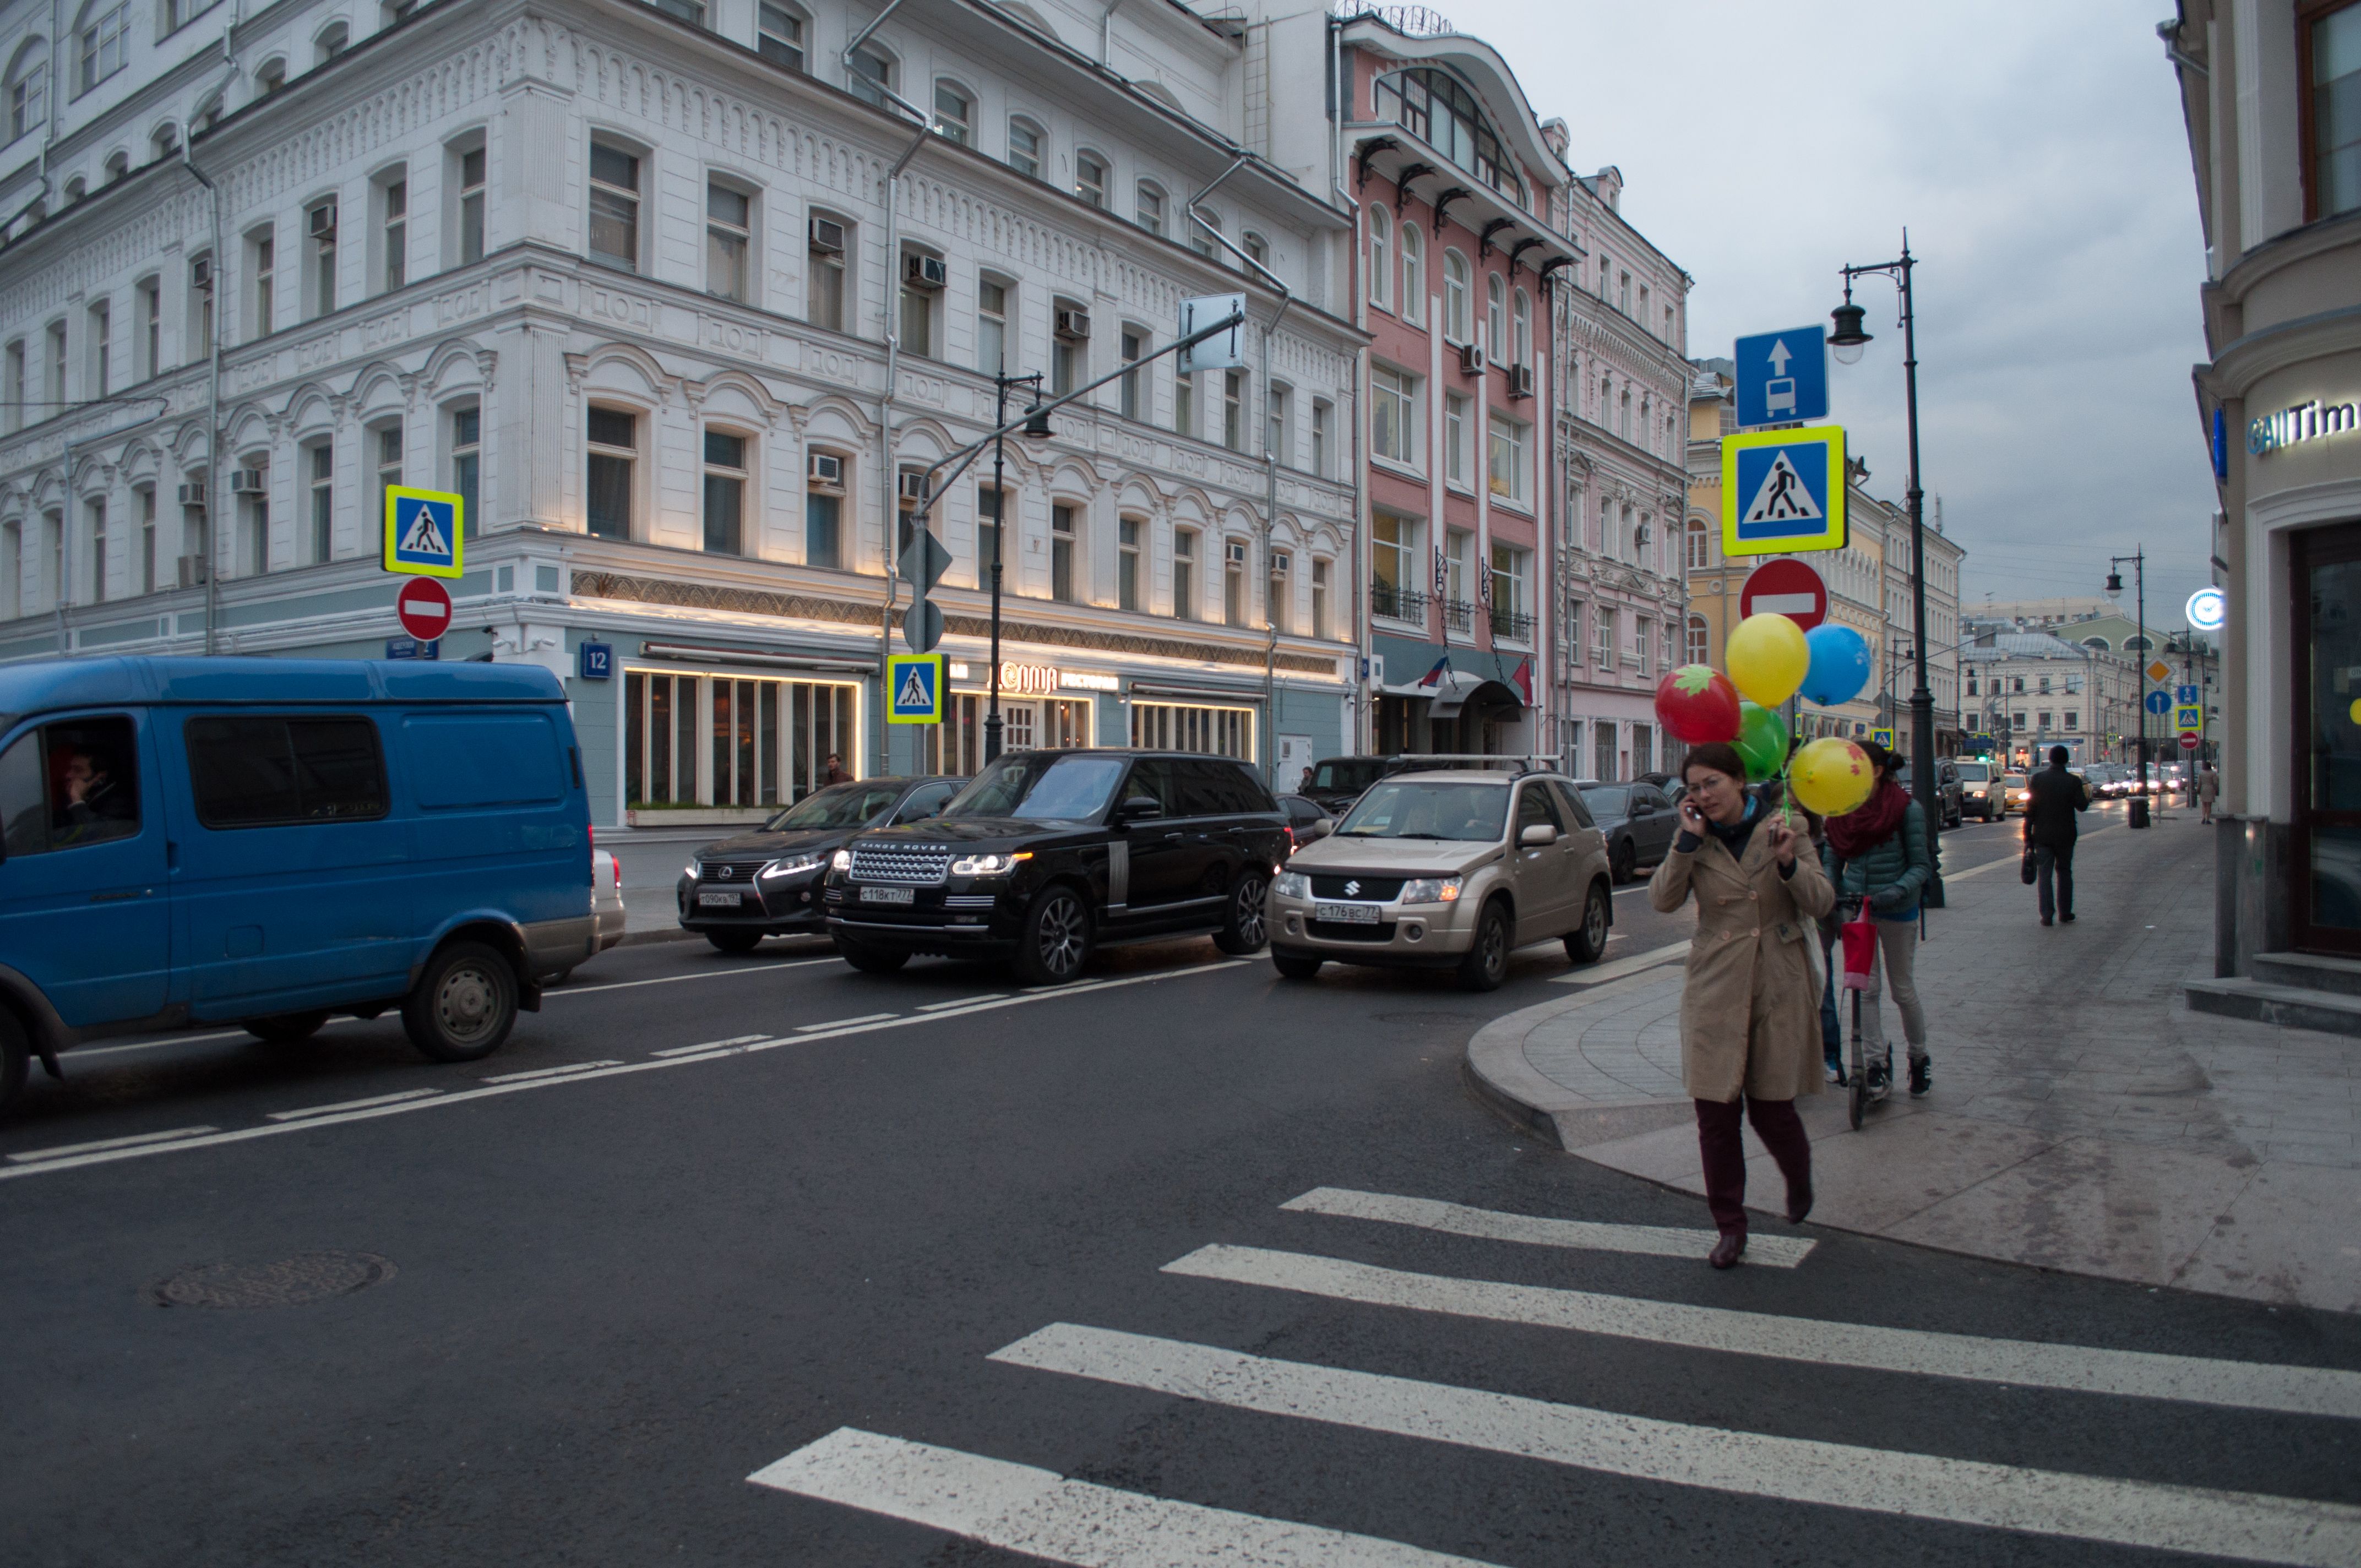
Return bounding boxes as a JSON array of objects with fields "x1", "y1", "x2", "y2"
[{"x1": 1370, "y1": 67, "x2": 1525, "y2": 202}]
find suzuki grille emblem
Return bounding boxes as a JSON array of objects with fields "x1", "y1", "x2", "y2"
[{"x1": 1343, "y1": 879, "x2": 1360, "y2": 896}]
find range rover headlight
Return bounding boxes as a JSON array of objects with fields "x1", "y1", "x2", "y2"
[
  {"x1": 830, "y1": 848, "x2": 853, "y2": 873},
  {"x1": 761, "y1": 853, "x2": 825, "y2": 879},
  {"x1": 951, "y1": 851, "x2": 1032, "y2": 876},
  {"x1": 1399, "y1": 875, "x2": 1465, "y2": 905},
  {"x1": 1272, "y1": 870, "x2": 1310, "y2": 900}
]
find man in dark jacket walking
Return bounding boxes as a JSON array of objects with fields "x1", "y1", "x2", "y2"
[{"x1": 2025, "y1": 745, "x2": 2090, "y2": 926}]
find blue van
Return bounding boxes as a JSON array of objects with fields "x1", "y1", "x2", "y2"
[{"x1": 0, "y1": 657, "x2": 595, "y2": 1116}]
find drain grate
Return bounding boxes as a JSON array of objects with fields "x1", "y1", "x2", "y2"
[{"x1": 149, "y1": 1251, "x2": 395, "y2": 1309}]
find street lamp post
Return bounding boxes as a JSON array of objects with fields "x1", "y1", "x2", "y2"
[
  {"x1": 2107, "y1": 549, "x2": 2148, "y2": 813},
  {"x1": 1829, "y1": 235, "x2": 1935, "y2": 828},
  {"x1": 982, "y1": 368, "x2": 1048, "y2": 765}
]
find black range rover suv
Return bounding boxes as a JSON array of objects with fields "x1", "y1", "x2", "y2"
[{"x1": 823, "y1": 749, "x2": 1285, "y2": 984}]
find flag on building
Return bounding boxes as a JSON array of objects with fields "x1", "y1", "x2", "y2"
[
  {"x1": 1509, "y1": 658, "x2": 1533, "y2": 704},
  {"x1": 1417, "y1": 655, "x2": 1450, "y2": 688}
]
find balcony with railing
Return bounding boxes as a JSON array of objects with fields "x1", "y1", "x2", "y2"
[
  {"x1": 1371, "y1": 577, "x2": 1428, "y2": 623},
  {"x1": 1489, "y1": 605, "x2": 1532, "y2": 641},
  {"x1": 1441, "y1": 598, "x2": 1476, "y2": 635}
]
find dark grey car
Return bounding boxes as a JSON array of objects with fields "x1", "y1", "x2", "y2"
[
  {"x1": 1577, "y1": 781, "x2": 1680, "y2": 883},
  {"x1": 678, "y1": 776, "x2": 964, "y2": 953}
]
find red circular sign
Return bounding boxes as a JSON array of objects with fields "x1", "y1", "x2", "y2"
[
  {"x1": 2180, "y1": 733, "x2": 2200, "y2": 750},
  {"x1": 395, "y1": 576, "x2": 453, "y2": 643},
  {"x1": 1740, "y1": 558, "x2": 1828, "y2": 632}
]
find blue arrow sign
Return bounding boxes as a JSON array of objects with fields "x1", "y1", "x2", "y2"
[
  {"x1": 2145, "y1": 690, "x2": 2173, "y2": 715},
  {"x1": 1734, "y1": 325, "x2": 1830, "y2": 428},
  {"x1": 2176, "y1": 684, "x2": 2199, "y2": 705}
]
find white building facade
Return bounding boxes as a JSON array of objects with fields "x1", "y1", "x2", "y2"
[{"x1": 0, "y1": 0, "x2": 1366, "y2": 823}]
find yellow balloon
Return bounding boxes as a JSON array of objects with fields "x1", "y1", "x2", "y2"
[
  {"x1": 1791, "y1": 737, "x2": 1876, "y2": 818},
  {"x1": 1725, "y1": 613, "x2": 1811, "y2": 707}
]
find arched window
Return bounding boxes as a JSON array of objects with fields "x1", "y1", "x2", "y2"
[
  {"x1": 1370, "y1": 67, "x2": 1525, "y2": 203},
  {"x1": 2081, "y1": 636, "x2": 2110, "y2": 652},
  {"x1": 1443, "y1": 249, "x2": 1470, "y2": 343},
  {"x1": 1511, "y1": 288, "x2": 1531, "y2": 367},
  {"x1": 1685, "y1": 518, "x2": 1710, "y2": 570},
  {"x1": 1685, "y1": 614, "x2": 1710, "y2": 665},
  {"x1": 1366, "y1": 206, "x2": 1388, "y2": 311},
  {"x1": 931, "y1": 79, "x2": 973, "y2": 145},
  {"x1": 75, "y1": 1, "x2": 129, "y2": 92},
  {"x1": 1006, "y1": 116, "x2": 1043, "y2": 179},
  {"x1": 1385, "y1": 224, "x2": 1416, "y2": 325},
  {"x1": 7, "y1": 40, "x2": 47, "y2": 142},
  {"x1": 313, "y1": 21, "x2": 348, "y2": 64},
  {"x1": 1485, "y1": 273, "x2": 1505, "y2": 357}
]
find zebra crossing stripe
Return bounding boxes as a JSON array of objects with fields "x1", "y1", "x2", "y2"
[
  {"x1": 1280, "y1": 1186, "x2": 1816, "y2": 1267},
  {"x1": 748, "y1": 1427, "x2": 1503, "y2": 1567},
  {"x1": 1163, "y1": 1245, "x2": 2361, "y2": 1420},
  {"x1": 989, "y1": 1324, "x2": 2361, "y2": 1567}
]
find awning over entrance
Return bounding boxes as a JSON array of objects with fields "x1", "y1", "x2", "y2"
[{"x1": 1426, "y1": 673, "x2": 1524, "y2": 720}]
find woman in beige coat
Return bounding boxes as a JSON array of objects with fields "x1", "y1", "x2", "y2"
[{"x1": 1648, "y1": 742, "x2": 1836, "y2": 1267}]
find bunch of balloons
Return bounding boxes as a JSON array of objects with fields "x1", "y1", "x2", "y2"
[{"x1": 1649, "y1": 609, "x2": 1881, "y2": 817}]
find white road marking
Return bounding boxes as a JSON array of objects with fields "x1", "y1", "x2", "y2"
[
  {"x1": 69, "y1": 1028, "x2": 291, "y2": 1060},
  {"x1": 1279, "y1": 1188, "x2": 1815, "y2": 1267},
  {"x1": 918, "y1": 994, "x2": 1007, "y2": 1011},
  {"x1": 265, "y1": 1089, "x2": 443, "y2": 1121},
  {"x1": 0, "y1": 960, "x2": 1246, "y2": 1182},
  {"x1": 652, "y1": 1037, "x2": 779, "y2": 1057},
  {"x1": 991, "y1": 1325, "x2": 2361, "y2": 1567},
  {"x1": 795, "y1": 1013, "x2": 896, "y2": 1032},
  {"x1": 748, "y1": 1428, "x2": 1500, "y2": 1567},
  {"x1": 1549, "y1": 940, "x2": 1688, "y2": 987},
  {"x1": 1166, "y1": 1245, "x2": 2361, "y2": 1420},
  {"x1": 547, "y1": 957, "x2": 840, "y2": 996},
  {"x1": 480, "y1": 1059, "x2": 625, "y2": 1085},
  {"x1": 6, "y1": 1125, "x2": 219, "y2": 1162}
]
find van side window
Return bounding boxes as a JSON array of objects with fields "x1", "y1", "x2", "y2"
[
  {"x1": 0, "y1": 716, "x2": 141, "y2": 856},
  {"x1": 186, "y1": 716, "x2": 388, "y2": 827}
]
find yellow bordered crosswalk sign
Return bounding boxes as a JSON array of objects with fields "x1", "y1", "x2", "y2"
[
  {"x1": 1721, "y1": 427, "x2": 1847, "y2": 557},
  {"x1": 888, "y1": 654, "x2": 945, "y2": 725},
  {"x1": 383, "y1": 486, "x2": 465, "y2": 578}
]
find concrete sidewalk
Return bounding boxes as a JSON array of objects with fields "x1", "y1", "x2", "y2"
[{"x1": 1467, "y1": 809, "x2": 2361, "y2": 1314}]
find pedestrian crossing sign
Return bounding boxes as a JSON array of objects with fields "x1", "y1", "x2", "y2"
[
  {"x1": 383, "y1": 486, "x2": 465, "y2": 579},
  {"x1": 2175, "y1": 704, "x2": 2203, "y2": 733},
  {"x1": 888, "y1": 653, "x2": 945, "y2": 725},
  {"x1": 1720, "y1": 427, "x2": 1847, "y2": 557},
  {"x1": 1872, "y1": 728, "x2": 1894, "y2": 749}
]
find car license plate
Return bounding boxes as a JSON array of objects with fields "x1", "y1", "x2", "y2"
[
  {"x1": 859, "y1": 885, "x2": 915, "y2": 906},
  {"x1": 1314, "y1": 902, "x2": 1381, "y2": 924},
  {"x1": 697, "y1": 890, "x2": 745, "y2": 908}
]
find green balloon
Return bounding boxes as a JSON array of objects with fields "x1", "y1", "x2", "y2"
[{"x1": 1736, "y1": 701, "x2": 1790, "y2": 781}]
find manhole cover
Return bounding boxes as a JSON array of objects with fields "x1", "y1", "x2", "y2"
[
  {"x1": 149, "y1": 1251, "x2": 395, "y2": 1309},
  {"x1": 1375, "y1": 1012, "x2": 1487, "y2": 1026}
]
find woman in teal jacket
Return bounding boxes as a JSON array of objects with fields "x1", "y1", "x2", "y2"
[{"x1": 1820, "y1": 743, "x2": 1934, "y2": 1097}]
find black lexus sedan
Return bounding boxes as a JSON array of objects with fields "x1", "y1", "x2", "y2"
[
  {"x1": 823, "y1": 749, "x2": 1286, "y2": 984},
  {"x1": 678, "y1": 775, "x2": 964, "y2": 954}
]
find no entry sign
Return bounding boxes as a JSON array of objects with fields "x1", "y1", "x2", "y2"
[
  {"x1": 395, "y1": 575, "x2": 453, "y2": 644},
  {"x1": 1740, "y1": 558, "x2": 1828, "y2": 633}
]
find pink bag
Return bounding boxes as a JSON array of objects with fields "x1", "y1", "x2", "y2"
[{"x1": 1840, "y1": 898, "x2": 1878, "y2": 992}]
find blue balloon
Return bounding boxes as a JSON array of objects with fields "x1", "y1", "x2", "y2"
[{"x1": 1800, "y1": 622, "x2": 1872, "y2": 707}]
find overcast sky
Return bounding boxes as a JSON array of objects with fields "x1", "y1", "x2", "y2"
[{"x1": 1440, "y1": 0, "x2": 2218, "y2": 634}]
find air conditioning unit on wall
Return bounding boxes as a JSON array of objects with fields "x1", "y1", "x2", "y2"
[
  {"x1": 229, "y1": 469, "x2": 265, "y2": 494},
  {"x1": 896, "y1": 471, "x2": 928, "y2": 503},
  {"x1": 1054, "y1": 308, "x2": 1091, "y2": 342},
  {"x1": 807, "y1": 452, "x2": 844, "y2": 491},
  {"x1": 902, "y1": 253, "x2": 947, "y2": 290},
  {"x1": 176, "y1": 482, "x2": 207, "y2": 507},
  {"x1": 1458, "y1": 341, "x2": 1486, "y2": 377},
  {"x1": 1507, "y1": 363, "x2": 1534, "y2": 399},
  {"x1": 808, "y1": 217, "x2": 846, "y2": 254},
  {"x1": 308, "y1": 202, "x2": 338, "y2": 240}
]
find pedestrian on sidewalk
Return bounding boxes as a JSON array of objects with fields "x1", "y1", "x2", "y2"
[
  {"x1": 1822, "y1": 742, "x2": 1935, "y2": 1098},
  {"x1": 2197, "y1": 762, "x2": 2219, "y2": 824},
  {"x1": 2024, "y1": 744, "x2": 2090, "y2": 927},
  {"x1": 1649, "y1": 743, "x2": 1834, "y2": 1270}
]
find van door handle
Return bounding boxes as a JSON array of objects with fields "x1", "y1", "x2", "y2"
[{"x1": 90, "y1": 888, "x2": 154, "y2": 902}]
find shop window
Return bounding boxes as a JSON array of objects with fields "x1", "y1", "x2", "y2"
[
  {"x1": 1129, "y1": 701, "x2": 1253, "y2": 760},
  {"x1": 625, "y1": 669, "x2": 856, "y2": 808}
]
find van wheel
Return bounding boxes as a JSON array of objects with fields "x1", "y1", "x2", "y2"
[
  {"x1": 244, "y1": 1011, "x2": 329, "y2": 1047},
  {"x1": 0, "y1": 1014, "x2": 27, "y2": 1121},
  {"x1": 1213, "y1": 873, "x2": 1270, "y2": 955},
  {"x1": 1564, "y1": 881, "x2": 1612, "y2": 965},
  {"x1": 401, "y1": 941, "x2": 519, "y2": 1063},
  {"x1": 1456, "y1": 900, "x2": 1513, "y2": 992},
  {"x1": 837, "y1": 940, "x2": 911, "y2": 974},
  {"x1": 1013, "y1": 885, "x2": 1092, "y2": 986},
  {"x1": 706, "y1": 929, "x2": 764, "y2": 955}
]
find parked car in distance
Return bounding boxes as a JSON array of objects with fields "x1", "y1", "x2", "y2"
[
  {"x1": 2001, "y1": 772, "x2": 2032, "y2": 814},
  {"x1": 1575, "y1": 779, "x2": 1680, "y2": 883},
  {"x1": 1268, "y1": 765, "x2": 1613, "y2": 991},
  {"x1": 680, "y1": 776, "x2": 964, "y2": 954},
  {"x1": 1956, "y1": 760, "x2": 2002, "y2": 820},
  {"x1": 557, "y1": 848, "x2": 627, "y2": 983},
  {"x1": 0, "y1": 657, "x2": 596, "y2": 1117},
  {"x1": 1298, "y1": 756, "x2": 1390, "y2": 816},
  {"x1": 824, "y1": 750, "x2": 1284, "y2": 984},
  {"x1": 1276, "y1": 793, "x2": 1335, "y2": 858},
  {"x1": 1896, "y1": 761, "x2": 1964, "y2": 829}
]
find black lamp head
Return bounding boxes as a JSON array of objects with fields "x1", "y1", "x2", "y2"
[
  {"x1": 1829, "y1": 300, "x2": 1872, "y2": 364},
  {"x1": 1021, "y1": 401, "x2": 1053, "y2": 442}
]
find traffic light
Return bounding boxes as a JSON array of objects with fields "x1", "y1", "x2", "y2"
[{"x1": 900, "y1": 525, "x2": 952, "y2": 654}]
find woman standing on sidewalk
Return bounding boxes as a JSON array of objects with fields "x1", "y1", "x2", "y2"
[
  {"x1": 1822, "y1": 742, "x2": 1934, "y2": 1097},
  {"x1": 1649, "y1": 743, "x2": 1834, "y2": 1269}
]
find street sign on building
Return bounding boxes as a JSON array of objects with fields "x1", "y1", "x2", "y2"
[
  {"x1": 1738, "y1": 558, "x2": 1827, "y2": 631},
  {"x1": 888, "y1": 654, "x2": 945, "y2": 725},
  {"x1": 394, "y1": 575, "x2": 453, "y2": 643},
  {"x1": 1732, "y1": 325, "x2": 1830, "y2": 428},
  {"x1": 383, "y1": 486, "x2": 465, "y2": 579},
  {"x1": 1720, "y1": 427, "x2": 1848, "y2": 557},
  {"x1": 579, "y1": 641, "x2": 614, "y2": 682}
]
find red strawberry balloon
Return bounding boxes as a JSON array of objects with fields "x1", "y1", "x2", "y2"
[{"x1": 1653, "y1": 664, "x2": 1742, "y2": 745}]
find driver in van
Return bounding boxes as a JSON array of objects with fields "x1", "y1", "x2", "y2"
[{"x1": 49, "y1": 743, "x2": 134, "y2": 845}]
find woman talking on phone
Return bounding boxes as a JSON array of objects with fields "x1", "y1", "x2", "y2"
[{"x1": 1648, "y1": 742, "x2": 1836, "y2": 1268}]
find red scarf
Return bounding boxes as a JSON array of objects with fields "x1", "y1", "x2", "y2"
[{"x1": 1825, "y1": 778, "x2": 1908, "y2": 858}]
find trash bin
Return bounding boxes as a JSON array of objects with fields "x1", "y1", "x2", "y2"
[{"x1": 2129, "y1": 798, "x2": 2150, "y2": 829}]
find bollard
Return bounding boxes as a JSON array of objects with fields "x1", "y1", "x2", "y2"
[{"x1": 2129, "y1": 798, "x2": 2150, "y2": 829}]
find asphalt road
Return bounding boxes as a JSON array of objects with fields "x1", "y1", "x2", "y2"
[{"x1": 9, "y1": 807, "x2": 2358, "y2": 1567}]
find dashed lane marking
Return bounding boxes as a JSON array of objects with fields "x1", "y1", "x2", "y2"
[
  {"x1": 1165, "y1": 1245, "x2": 2361, "y2": 1420},
  {"x1": 480, "y1": 1059, "x2": 626, "y2": 1085},
  {"x1": 990, "y1": 1325, "x2": 2361, "y2": 1567},
  {"x1": 1279, "y1": 1187, "x2": 1815, "y2": 1267},
  {"x1": 546, "y1": 957, "x2": 841, "y2": 996},
  {"x1": 654, "y1": 1035, "x2": 774, "y2": 1056},
  {"x1": 0, "y1": 960, "x2": 1245, "y2": 1183},
  {"x1": 265, "y1": 1089, "x2": 443, "y2": 1121},
  {"x1": 748, "y1": 1428, "x2": 1503, "y2": 1567},
  {"x1": 920, "y1": 994, "x2": 1008, "y2": 1011},
  {"x1": 796, "y1": 1014, "x2": 897, "y2": 1031}
]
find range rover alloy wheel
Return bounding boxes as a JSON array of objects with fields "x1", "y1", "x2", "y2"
[
  {"x1": 1014, "y1": 886, "x2": 1092, "y2": 986},
  {"x1": 1214, "y1": 873, "x2": 1270, "y2": 955}
]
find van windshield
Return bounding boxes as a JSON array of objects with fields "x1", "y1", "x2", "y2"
[
  {"x1": 1956, "y1": 763, "x2": 1990, "y2": 781},
  {"x1": 1335, "y1": 780, "x2": 1508, "y2": 842},
  {"x1": 945, "y1": 753, "x2": 1128, "y2": 821}
]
